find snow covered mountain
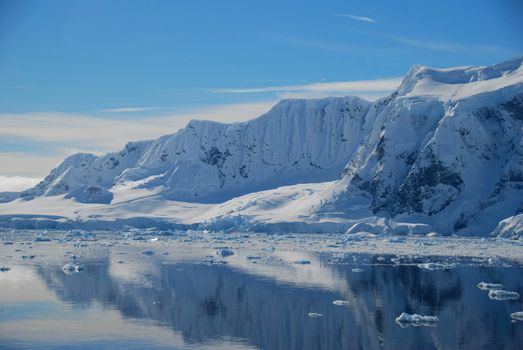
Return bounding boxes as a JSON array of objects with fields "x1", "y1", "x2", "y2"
[
  {"x1": 17, "y1": 96, "x2": 370, "y2": 203},
  {"x1": 1, "y1": 57, "x2": 522, "y2": 236},
  {"x1": 318, "y1": 57, "x2": 523, "y2": 235}
]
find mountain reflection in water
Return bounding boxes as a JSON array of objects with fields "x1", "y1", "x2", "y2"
[{"x1": 1, "y1": 253, "x2": 523, "y2": 350}]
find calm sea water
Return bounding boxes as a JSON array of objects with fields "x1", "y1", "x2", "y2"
[{"x1": 1, "y1": 245, "x2": 522, "y2": 349}]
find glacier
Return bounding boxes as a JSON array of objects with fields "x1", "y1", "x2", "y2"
[{"x1": 1, "y1": 57, "x2": 522, "y2": 237}]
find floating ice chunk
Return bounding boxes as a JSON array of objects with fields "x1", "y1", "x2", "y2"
[
  {"x1": 510, "y1": 312, "x2": 523, "y2": 321},
  {"x1": 141, "y1": 250, "x2": 155, "y2": 256},
  {"x1": 477, "y1": 282, "x2": 504, "y2": 291},
  {"x1": 395, "y1": 313, "x2": 439, "y2": 327},
  {"x1": 62, "y1": 263, "x2": 83, "y2": 274},
  {"x1": 0, "y1": 266, "x2": 10, "y2": 272},
  {"x1": 389, "y1": 237, "x2": 407, "y2": 243},
  {"x1": 488, "y1": 257, "x2": 500, "y2": 265},
  {"x1": 332, "y1": 300, "x2": 350, "y2": 306},
  {"x1": 417, "y1": 262, "x2": 455, "y2": 270},
  {"x1": 308, "y1": 312, "x2": 323, "y2": 318},
  {"x1": 351, "y1": 268, "x2": 363, "y2": 273},
  {"x1": 216, "y1": 248, "x2": 234, "y2": 258},
  {"x1": 150, "y1": 237, "x2": 159, "y2": 242},
  {"x1": 426, "y1": 232, "x2": 438, "y2": 237},
  {"x1": 294, "y1": 260, "x2": 311, "y2": 265},
  {"x1": 488, "y1": 289, "x2": 520, "y2": 300}
]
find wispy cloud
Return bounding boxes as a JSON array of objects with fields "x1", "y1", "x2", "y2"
[
  {"x1": 333, "y1": 13, "x2": 376, "y2": 24},
  {"x1": 0, "y1": 175, "x2": 41, "y2": 192},
  {"x1": 16, "y1": 84, "x2": 37, "y2": 89},
  {"x1": 389, "y1": 35, "x2": 514, "y2": 55},
  {"x1": 211, "y1": 78, "x2": 402, "y2": 100},
  {"x1": 100, "y1": 107, "x2": 164, "y2": 113}
]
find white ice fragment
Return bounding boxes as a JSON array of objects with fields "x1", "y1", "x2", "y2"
[
  {"x1": 477, "y1": 282, "x2": 504, "y2": 291},
  {"x1": 389, "y1": 236, "x2": 407, "y2": 243},
  {"x1": 417, "y1": 262, "x2": 455, "y2": 270},
  {"x1": 216, "y1": 248, "x2": 234, "y2": 258},
  {"x1": 395, "y1": 313, "x2": 439, "y2": 327},
  {"x1": 332, "y1": 300, "x2": 350, "y2": 306},
  {"x1": 308, "y1": 312, "x2": 323, "y2": 318},
  {"x1": 510, "y1": 312, "x2": 523, "y2": 321},
  {"x1": 150, "y1": 237, "x2": 159, "y2": 242},
  {"x1": 488, "y1": 289, "x2": 520, "y2": 300},
  {"x1": 351, "y1": 268, "x2": 363, "y2": 273},
  {"x1": 62, "y1": 263, "x2": 83, "y2": 274}
]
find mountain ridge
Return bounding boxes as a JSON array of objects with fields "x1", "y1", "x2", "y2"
[{"x1": 1, "y1": 57, "x2": 523, "y2": 236}]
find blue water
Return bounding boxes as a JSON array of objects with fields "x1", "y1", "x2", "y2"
[{"x1": 1, "y1": 252, "x2": 523, "y2": 349}]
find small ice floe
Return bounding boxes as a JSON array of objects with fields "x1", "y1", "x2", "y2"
[
  {"x1": 488, "y1": 289, "x2": 520, "y2": 301},
  {"x1": 395, "y1": 313, "x2": 439, "y2": 327},
  {"x1": 389, "y1": 236, "x2": 407, "y2": 243},
  {"x1": 308, "y1": 312, "x2": 323, "y2": 318},
  {"x1": 332, "y1": 300, "x2": 350, "y2": 306},
  {"x1": 351, "y1": 268, "x2": 364, "y2": 273},
  {"x1": 62, "y1": 263, "x2": 83, "y2": 274},
  {"x1": 0, "y1": 266, "x2": 10, "y2": 272},
  {"x1": 417, "y1": 262, "x2": 455, "y2": 270},
  {"x1": 150, "y1": 237, "x2": 159, "y2": 242},
  {"x1": 477, "y1": 282, "x2": 504, "y2": 291},
  {"x1": 294, "y1": 259, "x2": 311, "y2": 265},
  {"x1": 510, "y1": 312, "x2": 523, "y2": 321},
  {"x1": 216, "y1": 248, "x2": 234, "y2": 258},
  {"x1": 141, "y1": 250, "x2": 155, "y2": 256},
  {"x1": 426, "y1": 232, "x2": 438, "y2": 237},
  {"x1": 377, "y1": 257, "x2": 386, "y2": 262},
  {"x1": 488, "y1": 257, "x2": 501, "y2": 265}
]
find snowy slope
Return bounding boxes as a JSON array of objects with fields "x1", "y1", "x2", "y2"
[
  {"x1": 16, "y1": 97, "x2": 369, "y2": 203},
  {"x1": 1, "y1": 57, "x2": 522, "y2": 236},
  {"x1": 319, "y1": 57, "x2": 523, "y2": 235}
]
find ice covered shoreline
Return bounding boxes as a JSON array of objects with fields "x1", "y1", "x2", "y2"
[{"x1": 1, "y1": 228, "x2": 522, "y2": 265}]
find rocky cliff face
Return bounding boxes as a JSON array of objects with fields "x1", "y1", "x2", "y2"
[{"x1": 321, "y1": 58, "x2": 523, "y2": 234}]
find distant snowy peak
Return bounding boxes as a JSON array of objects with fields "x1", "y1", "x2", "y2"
[{"x1": 397, "y1": 57, "x2": 523, "y2": 100}]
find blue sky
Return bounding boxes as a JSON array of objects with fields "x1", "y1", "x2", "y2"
[{"x1": 0, "y1": 0, "x2": 522, "y2": 184}]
